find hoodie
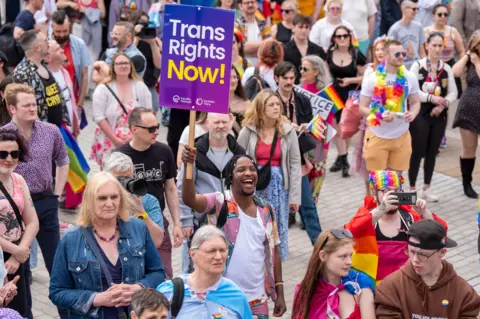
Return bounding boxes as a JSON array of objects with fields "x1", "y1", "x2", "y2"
[{"x1": 375, "y1": 260, "x2": 480, "y2": 319}]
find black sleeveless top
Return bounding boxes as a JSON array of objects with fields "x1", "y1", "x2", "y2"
[
  {"x1": 275, "y1": 22, "x2": 293, "y2": 45},
  {"x1": 375, "y1": 210, "x2": 412, "y2": 241},
  {"x1": 416, "y1": 60, "x2": 450, "y2": 118}
]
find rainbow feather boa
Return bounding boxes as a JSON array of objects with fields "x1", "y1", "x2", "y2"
[
  {"x1": 367, "y1": 62, "x2": 407, "y2": 126},
  {"x1": 368, "y1": 170, "x2": 405, "y2": 192}
]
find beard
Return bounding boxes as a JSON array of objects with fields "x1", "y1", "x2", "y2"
[
  {"x1": 386, "y1": 209, "x2": 398, "y2": 215},
  {"x1": 54, "y1": 35, "x2": 69, "y2": 46}
]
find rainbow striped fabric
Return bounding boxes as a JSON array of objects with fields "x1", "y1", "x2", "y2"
[
  {"x1": 319, "y1": 85, "x2": 345, "y2": 115},
  {"x1": 60, "y1": 125, "x2": 90, "y2": 193},
  {"x1": 307, "y1": 115, "x2": 325, "y2": 140}
]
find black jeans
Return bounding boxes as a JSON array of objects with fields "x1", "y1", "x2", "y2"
[
  {"x1": 3, "y1": 251, "x2": 32, "y2": 318},
  {"x1": 408, "y1": 111, "x2": 447, "y2": 186}
]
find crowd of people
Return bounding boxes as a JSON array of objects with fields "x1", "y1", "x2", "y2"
[{"x1": 0, "y1": 0, "x2": 479, "y2": 317}]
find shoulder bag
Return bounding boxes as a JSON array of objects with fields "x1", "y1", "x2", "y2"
[{"x1": 256, "y1": 130, "x2": 279, "y2": 191}]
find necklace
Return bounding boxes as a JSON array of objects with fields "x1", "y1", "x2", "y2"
[
  {"x1": 367, "y1": 62, "x2": 407, "y2": 126},
  {"x1": 93, "y1": 226, "x2": 119, "y2": 242}
]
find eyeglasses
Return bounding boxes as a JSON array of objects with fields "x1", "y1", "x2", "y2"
[
  {"x1": 404, "y1": 248, "x2": 440, "y2": 262},
  {"x1": 408, "y1": 7, "x2": 419, "y2": 11},
  {"x1": 300, "y1": 66, "x2": 311, "y2": 72},
  {"x1": 0, "y1": 150, "x2": 20, "y2": 160},
  {"x1": 319, "y1": 229, "x2": 353, "y2": 251},
  {"x1": 335, "y1": 34, "x2": 350, "y2": 39},
  {"x1": 114, "y1": 62, "x2": 130, "y2": 67},
  {"x1": 436, "y1": 12, "x2": 448, "y2": 17},
  {"x1": 134, "y1": 124, "x2": 160, "y2": 133},
  {"x1": 394, "y1": 51, "x2": 407, "y2": 58},
  {"x1": 281, "y1": 9, "x2": 292, "y2": 13},
  {"x1": 110, "y1": 31, "x2": 123, "y2": 37}
]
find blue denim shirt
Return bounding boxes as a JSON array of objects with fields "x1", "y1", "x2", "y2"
[{"x1": 49, "y1": 218, "x2": 166, "y2": 319}]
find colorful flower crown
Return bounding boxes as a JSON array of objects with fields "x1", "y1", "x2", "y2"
[
  {"x1": 373, "y1": 35, "x2": 392, "y2": 47},
  {"x1": 368, "y1": 170, "x2": 405, "y2": 192}
]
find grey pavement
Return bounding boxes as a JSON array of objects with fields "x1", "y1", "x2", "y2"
[{"x1": 30, "y1": 100, "x2": 480, "y2": 318}]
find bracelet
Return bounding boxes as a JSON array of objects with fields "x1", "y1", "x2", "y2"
[{"x1": 275, "y1": 281, "x2": 284, "y2": 287}]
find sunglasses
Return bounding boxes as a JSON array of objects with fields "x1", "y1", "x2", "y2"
[
  {"x1": 0, "y1": 150, "x2": 20, "y2": 160},
  {"x1": 436, "y1": 12, "x2": 448, "y2": 17},
  {"x1": 281, "y1": 9, "x2": 292, "y2": 13},
  {"x1": 135, "y1": 124, "x2": 160, "y2": 133},
  {"x1": 319, "y1": 229, "x2": 353, "y2": 250},
  {"x1": 408, "y1": 7, "x2": 419, "y2": 11},
  {"x1": 300, "y1": 66, "x2": 311, "y2": 72},
  {"x1": 335, "y1": 34, "x2": 350, "y2": 39},
  {"x1": 394, "y1": 51, "x2": 407, "y2": 58}
]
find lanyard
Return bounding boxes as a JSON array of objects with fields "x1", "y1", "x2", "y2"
[{"x1": 426, "y1": 59, "x2": 442, "y2": 84}]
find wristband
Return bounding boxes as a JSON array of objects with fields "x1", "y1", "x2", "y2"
[
  {"x1": 275, "y1": 281, "x2": 284, "y2": 287},
  {"x1": 136, "y1": 212, "x2": 148, "y2": 220}
]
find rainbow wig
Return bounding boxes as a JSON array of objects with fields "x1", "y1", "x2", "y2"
[{"x1": 369, "y1": 170, "x2": 404, "y2": 192}]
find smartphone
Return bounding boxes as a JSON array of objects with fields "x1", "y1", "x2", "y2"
[
  {"x1": 391, "y1": 192, "x2": 417, "y2": 205},
  {"x1": 138, "y1": 27, "x2": 157, "y2": 39}
]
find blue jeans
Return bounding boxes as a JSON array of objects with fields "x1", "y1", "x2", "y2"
[
  {"x1": 29, "y1": 239, "x2": 38, "y2": 269},
  {"x1": 298, "y1": 176, "x2": 322, "y2": 244}
]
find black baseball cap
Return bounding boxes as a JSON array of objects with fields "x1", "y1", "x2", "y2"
[{"x1": 407, "y1": 219, "x2": 457, "y2": 250}]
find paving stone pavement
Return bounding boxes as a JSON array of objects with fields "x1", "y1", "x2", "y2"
[{"x1": 30, "y1": 101, "x2": 480, "y2": 318}]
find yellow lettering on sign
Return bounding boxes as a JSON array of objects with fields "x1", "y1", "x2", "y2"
[{"x1": 167, "y1": 60, "x2": 225, "y2": 84}]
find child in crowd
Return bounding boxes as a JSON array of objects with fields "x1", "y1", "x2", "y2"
[{"x1": 131, "y1": 288, "x2": 169, "y2": 319}]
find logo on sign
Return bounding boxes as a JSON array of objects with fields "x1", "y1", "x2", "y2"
[
  {"x1": 173, "y1": 95, "x2": 180, "y2": 103},
  {"x1": 196, "y1": 98, "x2": 204, "y2": 105}
]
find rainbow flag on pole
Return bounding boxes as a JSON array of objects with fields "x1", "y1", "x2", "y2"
[
  {"x1": 60, "y1": 124, "x2": 90, "y2": 193},
  {"x1": 307, "y1": 115, "x2": 325, "y2": 140},
  {"x1": 319, "y1": 85, "x2": 345, "y2": 115}
]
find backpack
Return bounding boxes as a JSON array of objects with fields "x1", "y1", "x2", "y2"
[
  {"x1": 0, "y1": 23, "x2": 25, "y2": 67},
  {"x1": 170, "y1": 277, "x2": 185, "y2": 319},
  {"x1": 244, "y1": 67, "x2": 270, "y2": 101}
]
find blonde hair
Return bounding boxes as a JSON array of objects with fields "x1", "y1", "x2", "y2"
[
  {"x1": 242, "y1": 90, "x2": 289, "y2": 136},
  {"x1": 77, "y1": 171, "x2": 133, "y2": 226},
  {"x1": 467, "y1": 31, "x2": 480, "y2": 55},
  {"x1": 108, "y1": 52, "x2": 143, "y2": 83},
  {"x1": 4, "y1": 83, "x2": 35, "y2": 107},
  {"x1": 325, "y1": 0, "x2": 342, "y2": 9},
  {"x1": 281, "y1": 0, "x2": 299, "y2": 11}
]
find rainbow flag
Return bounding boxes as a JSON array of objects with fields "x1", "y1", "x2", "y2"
[
  {"x1": 60, "y1": 124, "x2": 90, "y2": 193},
  {"x1": 307, "y1": 115, "x2": 325, "y2": 140},
  {"x1": 319, "y1": 85, "x2": 345, "y2": 115}
]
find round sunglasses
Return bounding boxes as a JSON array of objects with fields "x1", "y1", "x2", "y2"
[{"x1": 0, "y1": 150, "x2": 20, "y2": 160}]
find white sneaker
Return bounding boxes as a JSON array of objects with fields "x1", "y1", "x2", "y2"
[{"x1": 418, "y1": 188, "x2": 439, "y2": 202}]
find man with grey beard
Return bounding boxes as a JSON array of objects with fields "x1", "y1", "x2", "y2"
[{"x1": 176, "y1": 113, "x2": 246, "y2": 272}]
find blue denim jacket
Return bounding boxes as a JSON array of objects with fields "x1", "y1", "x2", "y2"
[{"x1": 49, "y1": 218, "x2": 166, "y2": 318}]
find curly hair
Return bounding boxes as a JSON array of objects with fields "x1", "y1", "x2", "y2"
[
  {"x1": 258, "y1": 39, "x2": 284, "y2": 68},
  {"x1": 242, "y1": 90, "x2": 289, "y2": 136},
  {"x1": 224, "y1": 154, "x2": 258, "y2": 190}
]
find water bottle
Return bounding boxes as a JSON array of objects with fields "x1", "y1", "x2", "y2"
[{"x1": 0, "y1": 247, "x2": 7, "y2": 287}]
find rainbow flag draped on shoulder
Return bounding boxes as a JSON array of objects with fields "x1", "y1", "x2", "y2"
[{"x1": 59, "y1": 124, "x2": 90, "y2": 194}]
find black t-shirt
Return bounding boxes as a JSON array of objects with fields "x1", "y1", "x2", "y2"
[
  {"x1": 40, "y1": 74, "x2": 64, "y2": 126},
  {"x1": 137, "y1": 40, "x2": 160, "y2": 87},
  {"x1": 116, "y1": 142, "x2": 176, "y2": 210},
  {"x1": 14, "y1": 10, "x2": 35, "y2": 32},
  {"x1": 283, "y1": 40, "x2": 327, "y2": 84},
  {"x1": 327, "y1": 49, "x2": 367, "y2": 103}
]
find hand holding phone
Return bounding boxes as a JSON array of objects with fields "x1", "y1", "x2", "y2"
[{"x1": 391, "y1": 192, "x2": 417, "y2": 205}]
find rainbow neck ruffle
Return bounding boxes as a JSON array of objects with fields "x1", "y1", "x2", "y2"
[{"x1": 367, "y1": 62, "x2": 407, "y2": 126}]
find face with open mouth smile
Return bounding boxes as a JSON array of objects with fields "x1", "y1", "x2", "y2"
[{"x1": 232, "y1": 156, "x2": 258, "y2": 196}]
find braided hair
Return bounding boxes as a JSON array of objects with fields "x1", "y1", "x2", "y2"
[{"x1": 224, "y1": 154, "x2": 257, "y2": 190}]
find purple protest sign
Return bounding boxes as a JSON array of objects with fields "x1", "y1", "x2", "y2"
[{"x1": 159, "y1": 4, "x2": 234, "y2": 114}]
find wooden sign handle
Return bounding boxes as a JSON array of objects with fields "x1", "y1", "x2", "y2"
[{"x1": 185, "y1": 110, "x2": 197, "y2": 179}]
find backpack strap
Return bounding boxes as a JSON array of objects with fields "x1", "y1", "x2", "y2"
[
  {"x1": 171, "y1": 277, "x2": 185, "y2": 318},
  {"x1": 216, "y1": 200, "x2": 229, "y2": 229}
]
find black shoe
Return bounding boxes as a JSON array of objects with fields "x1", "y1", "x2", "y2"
[
  {"x1": 460, "y1": 157, "x2": 478, "y2": 198},
  {"x1": 300, "y1": 223, "x2": 306, "y2": 230},
  {"x1": 288, "y1": 212, "x2": 296, "y2": 228},
  {"x1": 329, "y1": 156, "x2": 342, "y2": 172},
  {"x1": 341, "y1": 155, "x2": 350, "y2": 178},
  {"x1": 464, "y1": 183, "x2": 478, "y2": 198}
]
